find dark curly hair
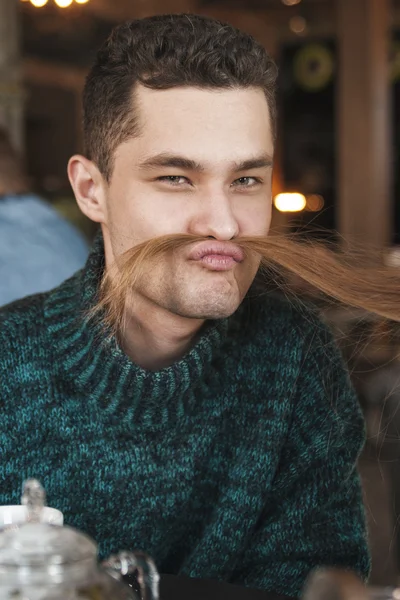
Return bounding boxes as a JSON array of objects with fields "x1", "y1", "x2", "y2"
[{"x1": 83, "y1": 14, "x2": 278, "y2": 181}]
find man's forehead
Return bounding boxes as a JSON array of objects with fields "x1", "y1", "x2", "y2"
[
  {"x1": 133, "y1": 84, "x2": 271, "y2": 124},
  {"x1": 120, "y1": 85, "x2": 274, "y2": 166}
]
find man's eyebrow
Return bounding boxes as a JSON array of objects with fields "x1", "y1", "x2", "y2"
[
  {"x1": 234, "y1": 154, "x2": 273, "y2": 171},
  {"x1": 138, "y1": 152, "x2": 273, "y2": 172},
  {"x1": 138, "y1": 153, "x2": 205, "y2": 172}
]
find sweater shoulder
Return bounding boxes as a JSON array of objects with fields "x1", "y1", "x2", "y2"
[
  {"x1": 0, "y1": 293, "x2": 49, "y2": 372},
  {"x1": 243, "y1": 292, "x2": 348, "y2": 392},
  {"x1": 246, "y1": 290, "x2": 330, "y2": 346},
  {"x1": 0, "y1": 292, "x2": 57, "y2": 405},
  {"x1": 0, "y1": 292, "x2": 47, "y2": 334}
]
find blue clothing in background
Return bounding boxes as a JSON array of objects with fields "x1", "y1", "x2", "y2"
[{"x1": 0, "y1": 194, "x2": 89, "y2": 306}]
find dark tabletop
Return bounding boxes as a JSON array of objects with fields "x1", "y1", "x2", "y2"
[
  {"x1": 124, "y1": 572, "x2": 295, "y2": 600},
  {"x1": 160, "y1": 574, "x2": 295, "y2": 600}
]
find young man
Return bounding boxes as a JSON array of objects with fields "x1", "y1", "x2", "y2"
[{"x1": 0, "y1": 14, "x2": 369, "y2": 597}]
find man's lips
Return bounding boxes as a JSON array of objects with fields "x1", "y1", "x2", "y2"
[{"x1": 188, "y1": 242, "x2": 245, "y2": 271}]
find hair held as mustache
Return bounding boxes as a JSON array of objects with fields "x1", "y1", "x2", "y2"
[{"x1": 90, "y1": 233, "x2": 400, "y2": 334}]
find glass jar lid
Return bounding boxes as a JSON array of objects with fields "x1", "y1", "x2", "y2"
[{"x1": 0, "y1": 521, "x2": 97, "y2": 567}]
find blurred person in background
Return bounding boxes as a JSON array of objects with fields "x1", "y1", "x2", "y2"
[{"x1": 0, "y1": 127, "x2": 88, "y2": 306}]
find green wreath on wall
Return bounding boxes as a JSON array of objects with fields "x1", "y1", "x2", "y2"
[
  {"x1": 293, "y1": 43, "x2": 335, "y2": 92},
  {"x1": 293, "y1": 40, "x2": 400, "y2": 88}
]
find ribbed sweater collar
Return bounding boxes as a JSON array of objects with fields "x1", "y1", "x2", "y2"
[{"x1": 44, "y1": 233, "x2": 237, "y2": 429}]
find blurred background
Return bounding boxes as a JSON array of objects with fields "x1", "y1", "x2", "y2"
[{"x1": 1, "y1": 0, "x2": 400, "y2": 587}]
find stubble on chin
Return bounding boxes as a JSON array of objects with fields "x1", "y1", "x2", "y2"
[{"x1": 161, "y1": 269, "x2": 251, "y2": 320}]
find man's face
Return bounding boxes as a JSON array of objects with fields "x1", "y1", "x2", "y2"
[{"x1": 102, "y1": 85, "x2": 274, "y2": 320}]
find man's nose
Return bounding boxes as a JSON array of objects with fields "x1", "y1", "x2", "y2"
[{"x1": 188, "y1": 191, "x2": 240, "y2": 241}]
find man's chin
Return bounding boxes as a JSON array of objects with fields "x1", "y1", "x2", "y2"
[
  {"x1": 174, "y1": 296, "x2": 242, "y2": 321},
  {"x1": 185, "y1": 277, "x2": 251, "y2": 319},
  {"x1": 152, "y1": 272, "x2": 251, "y2": 320}
]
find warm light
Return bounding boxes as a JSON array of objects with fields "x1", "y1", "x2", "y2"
[
  {"x1": 289, "y1": 16, "x2": 307, "y2": 35},
  {"x1": 385, "y1": 249, "x2": 400, "y2": 268},
  {"x1": 282, "y1": 0, "x2": 302, "y2": 5},
  {"x1": 392, "y1": 589, "x2": 400, "y2": 600},
  {"x1": 306, "y1": 194, "x2": 325, "y2": 212},
  {"x1": 24, "y1": 0, "x2": 90, "y2": 5},
  {"x1": 274, "y1": 193, "x2": 306, "y2": 213}
]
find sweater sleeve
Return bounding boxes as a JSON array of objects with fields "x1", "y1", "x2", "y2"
[{"x1": 232, "y1": 318, "x2": 370, "y2": 598}]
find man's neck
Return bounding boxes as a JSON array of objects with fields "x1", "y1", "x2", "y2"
[{"x1": 119, "y1": 296, "x2": 205, "y2": 371}]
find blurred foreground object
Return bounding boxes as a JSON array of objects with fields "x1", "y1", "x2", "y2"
[
  {"x1": 302, "y1": 569, "x2": 369, "y2": 600},
  {"x1": 0, "y1": 478, "x2": 159, "y2": 600},
  {"x1": 0, "y1": 127, "x2": 88, "y2": 306},
  {"x1": 303, "y1": 568, "x2": 400, "y2": 600}
]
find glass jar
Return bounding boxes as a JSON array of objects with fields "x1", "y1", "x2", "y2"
[{"x1": 0, "y1": 479, "x2": 159, "y2": 600}]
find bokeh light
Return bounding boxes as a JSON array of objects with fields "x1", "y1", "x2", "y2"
[
  {"x1": 29, "y1": 0, "x2": 48, "y2": 6},
  {"x1": 306, "y1": 194, "x2": 325, "y2": 212},
  {"x1": 289, "y1": 16, "x2": 307, "y2": 35},
  {"x1": 274, "y1": 192, "x2": 307, "y2": 213}
]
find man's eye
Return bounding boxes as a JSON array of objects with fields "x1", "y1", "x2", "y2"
[
  {"x1": 158, "y1": 176, "x2": 189, "y2": 185},
  {"x1": 232, "y1": 177, "x2": 261, "y2": 188}
]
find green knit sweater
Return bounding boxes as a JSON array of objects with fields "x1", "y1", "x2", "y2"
[{"x1": 0, "y1": 235, "x2": 369, "y2": 597}]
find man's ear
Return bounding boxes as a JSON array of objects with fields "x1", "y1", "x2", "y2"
[{"x1": 68, "y1": 155, "x2": 108, "y2": 224}]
